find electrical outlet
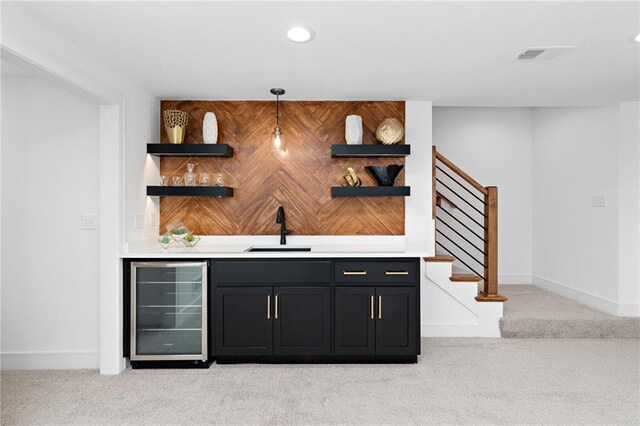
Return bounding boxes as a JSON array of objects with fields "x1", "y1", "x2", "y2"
[
  {"x1": 80, "y1": 214, "x2": 97, "y2": 230},
  {"x1": 134, "y1": 214, "x2": 144, "y2": 229},
  {"x1": 591, "y1": 195, "x2": 607, "y2": 207}
]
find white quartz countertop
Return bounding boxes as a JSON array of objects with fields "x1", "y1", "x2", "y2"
[{"x1": 122, "y1": 239, "x2": 429, "y2": 259}]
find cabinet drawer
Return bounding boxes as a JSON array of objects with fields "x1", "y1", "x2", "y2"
[
  {"x1": 215, "y1": 261, "x2": 331, "y2": 284},
  {"x1": 335, "y1": 261, "x2": 417, "y2": 283}
]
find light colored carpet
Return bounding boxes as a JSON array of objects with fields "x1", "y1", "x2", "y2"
[
  {"x1": 500, "y1": 285, "x2": 640, "y2": 338},
  {"x1": 2, "y1": 338, "x2": 639, "y2": 425}
]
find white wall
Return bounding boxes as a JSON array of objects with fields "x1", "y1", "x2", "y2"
[
  {"x1": 617, "y1": 102, "x2": 640, "y2": 316},
  {"x1": 431, "y1": 105, "x2": 638, "y2": 316},
  {"x1": 1, "y1": 77, "x2": 101, "y2": 369},
  {"x1": 532, "y1": 107, "x2": 623, "y2": 314},
  {"x1": 2, "y1": 3, "x2": 158, "y2": 372},
  {"x1": 432, "y1": 108, "x2": 533, "y2": 283},
  {"x1": 1, "y1": 2, "x2": 159, "y2": 246},
  {"x1": 0, "y1": 59, "x2": 3, "y2": 371},
  {"x1": 406, "y1": 101, "x2": 434, "y2": 253}
]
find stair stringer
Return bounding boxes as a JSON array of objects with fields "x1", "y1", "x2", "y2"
[{"x1": 425, "y1": 261, "x2": 504, "y2": 337}]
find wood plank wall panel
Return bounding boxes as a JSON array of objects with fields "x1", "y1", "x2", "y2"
[{"x1": 159, "y1": 100, "x2": 405, "y2": 235}]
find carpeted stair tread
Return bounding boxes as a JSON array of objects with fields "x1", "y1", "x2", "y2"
[
  {"x1": 500, "y1": 285, "x2": 640, "y2": 339},
  {"x1": 501, "y1": 317, "x2": 640, "y2": 338}
]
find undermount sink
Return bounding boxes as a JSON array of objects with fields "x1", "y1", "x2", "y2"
[{"x1": 246, "y1": 246, "x2": 312, "y2": 252}]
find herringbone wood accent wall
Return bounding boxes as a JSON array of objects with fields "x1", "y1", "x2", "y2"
[{"x1": 159, "y1": 100, "x2": 405, "y2": 235}]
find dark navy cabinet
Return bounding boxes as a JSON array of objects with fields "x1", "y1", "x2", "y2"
[
  {"x1": 375, "y1": 287, "x2": 417, "y2": 356},
  {"x1": 335, "y1": 287, "x2": 376, "y2": 355},
  {"x1": 211, "y1": 257, "x2": 420, "y2": 363},
  {"x1": 215, "y1": 287, "x2": 273, "y2": 356},
  {"x1": 273, "y1": 286, "x2": 331, "y2": 356},
  {"x1": 335, "y1": 286, "x2": 417, "y2": 357}
]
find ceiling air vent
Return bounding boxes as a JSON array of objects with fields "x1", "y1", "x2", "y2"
[
  {"x1": 517, "y1": 49, "x2": 545, "y2": 60},
  {"x1": 515, "y1": 46, "x2": 574, "y2": 61}
]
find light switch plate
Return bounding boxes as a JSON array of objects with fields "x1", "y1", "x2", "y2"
[
  {"x1": 80, "y1": 214, "x2": 97, "y2": 230},
  {"x1": 591, "y1": 195, "x2": 607, "y2": 207}
]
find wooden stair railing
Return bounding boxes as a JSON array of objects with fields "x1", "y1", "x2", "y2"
[{"x1": 432, "y1": 148, "x2": 507, "y2": 302}]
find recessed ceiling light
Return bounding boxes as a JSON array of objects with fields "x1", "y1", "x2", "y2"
[
  {"x1": 287, "y1": 26, "x2": 314, "y2": 43},
  {"x1": 635, "y1": 33, "x2": 640, "y2": 43}
]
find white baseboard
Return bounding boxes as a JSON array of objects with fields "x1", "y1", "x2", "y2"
[
  {"x1": 499, "y1": 275, "x2": 532, "y2": 285},
  {"x1": 421, "y1": 322, "x2": 477, "y2": 337},
  {"x1": 617, "y1": 303, "x2": 640, "y2": 317},
  {"x1": 1, "y1": 350, "x2": 99, "y2": 370},
  {"x1": 532, "y1": 275, "x2": 621, "y2": 316}
]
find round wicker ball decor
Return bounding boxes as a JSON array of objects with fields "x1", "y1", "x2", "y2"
[{"x1": 375, "y1": 118, "x2": 404, "y2": 145}]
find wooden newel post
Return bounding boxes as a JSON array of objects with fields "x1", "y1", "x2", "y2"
[{"x1": 478, "y1": 186, "x2": 507, "y2": 302}]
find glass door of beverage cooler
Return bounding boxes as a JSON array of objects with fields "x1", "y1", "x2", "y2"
[{"x1": 131, "y1": 261, "x2": 208, "y2": 361}]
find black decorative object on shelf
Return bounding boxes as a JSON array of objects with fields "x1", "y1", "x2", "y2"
[
  {"x1": 365, "y1": 165, "x2": 404, "y2": 186},
  {"x1": 147, "y1": 186, "x2": 233, "y2": 197},
  {"x1": 147, "y1": 143, "x2": 233, "y2": 157},
  {"x1": 331, "y1": 186, "x2": 410, "y2": 197}
]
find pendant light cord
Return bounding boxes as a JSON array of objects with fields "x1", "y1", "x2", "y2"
[{"x1": 276, "y1": 93, "x2": 280, "y2": 127}]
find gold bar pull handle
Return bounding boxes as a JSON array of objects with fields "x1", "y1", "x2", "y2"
[
  {"x1": 385, "y1": 271, "x2": 409, "y2": 276},
  {"x1": 275, "y1": 295, "x2": 279, "y2": 320},
  {"x1": 370, "y1": 295, "x2": 374, "y2": 320},
  {"x1": 378, "y1": 295, "x2": 382, "y2": 320},
  {"x1": 267, "y1": 294, "x2": 271, "y2": 320},
  {"x1": 343, "y1": 271, "x2": 367, "y2": 276}
]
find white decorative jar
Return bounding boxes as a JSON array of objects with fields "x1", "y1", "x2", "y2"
[
  {"x1": 345, "y1": 115, "x2": 363, "y2": 145},
  {"x1": 203, "y1": 112, "x2": 218, "y2": 144}
]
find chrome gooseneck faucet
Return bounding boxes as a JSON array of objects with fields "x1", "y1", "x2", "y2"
[{"x1": 275, "y1": 206, "x2": 291, "y2": 245}]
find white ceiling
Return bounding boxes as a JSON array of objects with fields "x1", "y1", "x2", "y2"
[{"x1": 10, "y1": 1, "x2": 640, "y2": 106}]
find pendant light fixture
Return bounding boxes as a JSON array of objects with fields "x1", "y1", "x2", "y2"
[{"x1": 270, "y1": 88, "x2": 286, "y2": 153}]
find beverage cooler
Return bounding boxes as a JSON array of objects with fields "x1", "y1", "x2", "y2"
[{"x1": 130, "y1": 261, "x2": 208, "y2": 367}]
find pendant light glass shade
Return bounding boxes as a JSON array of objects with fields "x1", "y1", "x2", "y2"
[
  {"x1": 270, "y1": 88, "x2": 286, "y2": 153},
  {"x1": 271, "y1": 126, "x2": 285, "y2": 152}
]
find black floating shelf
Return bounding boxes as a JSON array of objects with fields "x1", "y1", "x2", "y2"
[
  {"x1": 147, "y1": 143, "x2": 234, "y2": 157},
  {"x1": 147, "y1": 186, "x2": 233, "y2": 197},
  {"x1": 331, "y1": 144, "x2": 410, "y2": 158},
  {"x1": 331, "y1": 186, "x2": 411, "y2": 197}
]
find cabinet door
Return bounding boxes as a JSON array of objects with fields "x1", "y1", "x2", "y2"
[
  {"x1": 215, "y1": 287, "x2": 273, "y2": 356},
  {"x1": 273, "y1": 287, "x2": 331, "y2": 356},
  {"x1": 375, "y1": 287, "x2": 416, "y2": 356},
  {"x1": 335, "y1": 287, "x2": 375, "y2": 355}
]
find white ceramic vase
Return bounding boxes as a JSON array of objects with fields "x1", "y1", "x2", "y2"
[
  {"x1": 345, "y1": 115, "x2": 363, "y2": 145},
  {"x1": 203, "y1": 112, "x2": 218, "y2": 144}
]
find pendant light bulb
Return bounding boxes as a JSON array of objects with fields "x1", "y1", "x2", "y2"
[{"x1": 270, "y1": 88, "x2": 286, "y2": 153}]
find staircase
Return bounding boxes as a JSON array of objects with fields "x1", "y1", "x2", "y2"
[{"x1": 424, "y1": 148, "x2": 507, "y2": 337}]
